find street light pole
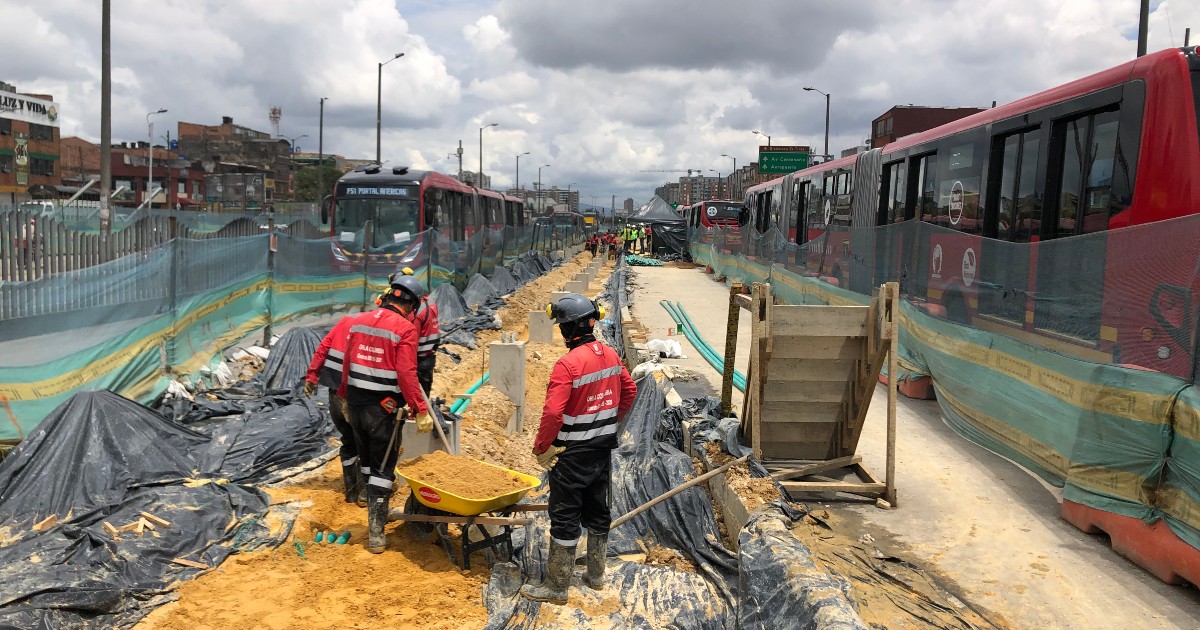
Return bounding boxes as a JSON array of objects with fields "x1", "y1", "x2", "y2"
[
  {"x1": 146, "y1": 108, "x2": 167, "y2": 208},
  {"x1": 803, "y1": 86, "x2": 831, "y2": 160},
  {"x1": 537, "y1": 164, "x2": 550, "y2": 215},
  {"x1": 318, "y1": 97, "x2": 327, "y2": 203},
  {"x1": 376, "y1": 52, "x2": 404, "y2": 163},
  {"x1": 515, "y1": 151, "x2": 530, "y2": 194},
  {"x1": 479, "y1": 122, "x2": 498, "y2": 189},
  {"x1": 752, "y1": 130, "x2": 771, "y2": 147},
  {"x1": 709, "y1": 169, "x2": 722, "y2": 199}
]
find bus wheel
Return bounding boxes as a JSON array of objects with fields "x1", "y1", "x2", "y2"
[{"x1": 945, "y1": 290, "x2": 970, "y2": 324}]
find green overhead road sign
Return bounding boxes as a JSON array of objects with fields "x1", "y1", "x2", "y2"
[{"x1": 758, "y1": 145, "x2": 811, "y2": 174}]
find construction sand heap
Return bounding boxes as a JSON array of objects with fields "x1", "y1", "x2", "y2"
[{"x1": 396, "y1": 450, "x2": 532, "y2": 499}]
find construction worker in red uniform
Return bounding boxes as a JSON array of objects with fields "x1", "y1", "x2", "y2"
[
  {"x1": 304, "y1": 315, "x2": 366, "y2": 507},
  {"x1": 395, "y1": 268, "x2": 440, "y2": 395},
  {"x1": 339, "y1": 277, "x2": 433, "y2": 554},
  {"x1": 522, "y1": 294, "x2": 637, "y2": 604}
]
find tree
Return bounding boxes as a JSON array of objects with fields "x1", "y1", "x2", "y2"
[{"x1": 293, "y1": 165, "x2": 342, "y2": 202}]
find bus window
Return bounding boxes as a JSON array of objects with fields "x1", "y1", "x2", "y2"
[
  {"x1": 880, "y1": 161, "x2": 907, "y2": 224},
  {"x1": 916, "y1": 153, "x2": 939, "y2": 223},
  {"x1": 990, "y1": 129, "x2": 1041, "y2": 242},
  {"x1": 1054, "y1": 109, "x2": 1120, "y2": 237},
  {"x1": 936, "y1": 133, "x2": 985, "y2": 234}
]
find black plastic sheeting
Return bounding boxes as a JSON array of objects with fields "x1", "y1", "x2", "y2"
[
  {"x1": 511, "y1": 259, "x2": 540, "y2": 284},
  {"x1": 0, "y1": 388, "x2": 331, "y2": 628},
  {"x1": 462, "y1": 274, "x2": 500, "y2": 309},
  {"x1": 430, "y1": 283, "x2": 471, "y2": 324},
  {"x1": 481, "y1": 376, "x2": 867, "y2": 629},
  {"x1": 258, "y1": 327, "x2": 321, "y2": 391},
  {"x1": 489, "y1": 267, "x2": 518, "y2": 295}
]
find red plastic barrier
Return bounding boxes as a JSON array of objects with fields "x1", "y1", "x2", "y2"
[{"x1": 1061, "y1": 499, "x2": 1200, "y2": 586}]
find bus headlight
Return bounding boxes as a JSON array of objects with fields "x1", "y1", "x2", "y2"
[{"x1": 1157, "y1": 346, "x2": 1171, "y2": 360}]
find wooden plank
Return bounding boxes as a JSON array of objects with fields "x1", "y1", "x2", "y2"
[
  {"x1": 103, "y1": 522, "x2": 122, "y2": 539},
  {"x1": 32, "y1": 514, "x2": 58, "y2": 532},
  {"x1": 763, "y1": 380, "x2": 846, "y2": 403},
  {"x1": 506, "y1": 503, "x2": 549, "y2": 512},
  {"x1": 769, "y1": 455, "x2": 862, "y2": 482},
  {"x1": 172, "y1": 557, "x2": 211, "y2": 570},
  {"x1": 769, "y1": 306, "x2": 869, "y2": 338},
  {"x1": 769, "y1": 336, "x2": 863, "y2": 361},
  {"x1": 758, "y1": 421, "x2": 840, "y2": 445},
  {"x1": 760, "y1": 401, "x2": 842, "y2": 424},
  {"x1": 884, "y1": 282, "x2": 899, "y2": 506},
  {"x1": 762, "y1": 441, "x2": 836, "y2": 460},
  {"x1": 140, "y1": 511, "x2": 171, "y2": 528},
  {"x1": 763, "y1": 358, "x2": 857, "y2": 382},
  {"x1": 780, "y1": 480, "x2": 887, "y2": 494}
]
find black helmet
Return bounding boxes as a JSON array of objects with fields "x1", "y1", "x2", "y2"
[
  {"x1": 546, "y1": 293, "x2": 604, "y2": 324},
  {"x1": 390, "y1": 275, "x2": 425, "y2": 302}
]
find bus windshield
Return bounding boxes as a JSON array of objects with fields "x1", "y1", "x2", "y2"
[{"x1": 334, "y1": 197, "x2": 420, "y2": 249}]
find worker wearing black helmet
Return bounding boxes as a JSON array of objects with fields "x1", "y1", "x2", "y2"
[
  {"x1": 339, "y1": 276, "x2": 432, "y2": 553},
  {"x1": 393, "y1": 267, "x2": 440, "y2": 395},
  {"x1": 522, "y1": 293, "x2": 637, "y2": 604}
]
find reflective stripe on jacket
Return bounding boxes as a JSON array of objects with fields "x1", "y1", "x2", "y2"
[
  {"x1": 535, "y1": 340, "x2": 638, "y2": 452},
  {"x1": 337, "y1": 307, "x2": 428, "y2": 414},
  {"x1": 306, "y1": 315, "x2": 354, "y2": 390}
]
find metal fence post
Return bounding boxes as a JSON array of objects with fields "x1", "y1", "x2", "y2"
[{"x1": 262, "y1": 210, "x2": 276, "y2": 347}]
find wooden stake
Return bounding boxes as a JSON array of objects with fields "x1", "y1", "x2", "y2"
[
  {"x1": 720, "y1": 282, "x2": 742, "y2": 418},
  {"x1": 102, "y1": 521, "x2": 121, "y2": 539},
  {"x1": 139, "y1": 511, "x2": 171, "y2": 528},
  {"x1": 32, "y1": 515, "x2": 58, "y2": 532},
  {"x1": 884, "y1": 282, "x2": 899, "y2": 506},
  {"x1": 172, "y1": 557, "x2": 210, "y2": 570}
]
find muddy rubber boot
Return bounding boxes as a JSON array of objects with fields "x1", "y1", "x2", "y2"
[
  {"x1": 582, "y1": 532, "x2": 608, "y2": 590},
  {"x1": 341, "y1": 467, "x2": 361, "y2": 504},
  {"x1": 520, "y1": 541, "x2": 574, "y2": 604},
  {"x1": 367, "y1": 495, "x2": 389, "y2": 554},
  {"x1": 354, "y1": 469, "x2": 368, "y2": 508}
]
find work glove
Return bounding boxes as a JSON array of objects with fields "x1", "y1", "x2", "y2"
[
  {"x1": 413, "y1": 410, "x2": 433, "y2": 434},
  {"x1": 303, "y1": 380, "x2": 317, "y2": 399},
  {"x1": 534, "y1": 446, "x2": 565, "y2": 471}
]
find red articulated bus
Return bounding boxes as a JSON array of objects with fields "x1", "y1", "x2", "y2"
[
  {"x1": 685, "y1": 200, "x2": 743, "y2": 247},
  {"x1": 741, "y1": 46, "x2": 1200, "y2": 376},
  {"x1": 326, "y1": 164, "x2": 525, "y2": 276}
]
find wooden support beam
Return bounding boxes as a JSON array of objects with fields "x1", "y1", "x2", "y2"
[
  {"x1": 720, "y1": 282, "x2": 742, "y2": 418},
  {"x1": 769, "y1": 455, "x2": 862, "y2": 482},
  {"x1": 140, "y1": 511, "x2": 171, "y2": 528},
  {"x1": 780, "y1": 480, "x2": 887, "y2": 495}
]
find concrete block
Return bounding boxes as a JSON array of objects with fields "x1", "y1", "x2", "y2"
[
  {"x1": 528, "y1": 310, "x2": 554, "y2": 344},
  {"x1": 397, "y1": 416, "x2": 462, "y2": 462},
  {"x1": 488, "y1": 339, "x2": 527, "y2": 434},
  {"x1": 563, "y1": 280, "x2": 585, "y2": 294},
  {"x1": 550, "y1": 290, "x2": 569, "y2": 305}
]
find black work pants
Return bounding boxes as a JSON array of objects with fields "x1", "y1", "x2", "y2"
[
  {"x1": 417, "y1": 354, "x2": 436, "y2": 397},
  {"x1": 328, "y1": 391, "x2": 363, "y2": 476},
  {"x1": 548, "y1": 449, "x2": 613, "y2": 545},
  {"x1": 346, "y1": 401, "x2": 404, "y2": 499}
]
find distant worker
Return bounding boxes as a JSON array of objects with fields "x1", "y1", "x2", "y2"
[
  {"x1": 522, "y1": 294, "x2": 638, "y2": 604},
  {"x1": 637, "y1": 224, "x2": 647, "y2": 253},
  {"x1": 586, "y1": 233, "x2": 599, "y2": 258},
  {"x1": 643, "y1": 225, "x2": 653, "y2": 254},
  {"x1": 339, "y1": 277, "x2": 432, "y2": 554},
  {"x1": 395, "y1": 267, "x2": 440, "y2": 395},
  {"x1": 304, "y1": 315, "x2": 365, "y2": 507}
]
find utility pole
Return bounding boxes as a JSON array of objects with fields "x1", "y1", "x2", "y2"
[
  {"x1": 100, "y1": 0, "x2": 112, "y2": 252},
  {"x1": 456, "y1": 140, "x2": 463, "y2": 180},
  {"x1": 318, "y1": 97, "x2": 327, "y2": 204},
  {"x1": 1137, "y1": 0, "x2": 1149, "y2": 57}
]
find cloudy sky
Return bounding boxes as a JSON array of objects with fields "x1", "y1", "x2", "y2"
[{"x1": 3, "y1": 0, "x2": 1195, "y2": 205}]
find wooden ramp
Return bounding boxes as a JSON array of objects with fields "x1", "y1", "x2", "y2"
[{"x1": 733, "y1": 282, "x2": 899, "y2": 504}]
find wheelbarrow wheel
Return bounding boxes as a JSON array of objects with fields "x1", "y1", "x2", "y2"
[{"x1": 404, "y1": 493, "x2": 440, "y2": 543}]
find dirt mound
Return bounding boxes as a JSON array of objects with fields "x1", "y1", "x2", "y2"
[
  {"x1": 396, "y1": 451, "x2": 531, "y2": 499},
  {"x1": 703, "y1": 442, "x2": 779, "y2": 510},
  {"x1": 139, "y1": 461, "x2": 489, "y2": 630}
]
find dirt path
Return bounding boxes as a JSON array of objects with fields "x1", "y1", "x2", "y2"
[{"x1": 139, "y1": 252, "x2": 611, "y2": 630}]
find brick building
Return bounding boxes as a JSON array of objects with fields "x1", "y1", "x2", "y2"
[
  {"x1": 60, "y1": 137, "x2": 206, "y2": 208},
  {"x1": 176, "y1": 116, "x2": 296, "y2": 207},
  {"x1": 0, "y1": 82, "x2": 60, "y2": 206},
  {"x1": 870, "y1": 106, "x2": 986, "y2": 148}
]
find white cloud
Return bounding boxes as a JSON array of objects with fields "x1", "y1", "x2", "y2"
[{"x1": 2, "y1": 0, "x2": 1194, "y2": 202}]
